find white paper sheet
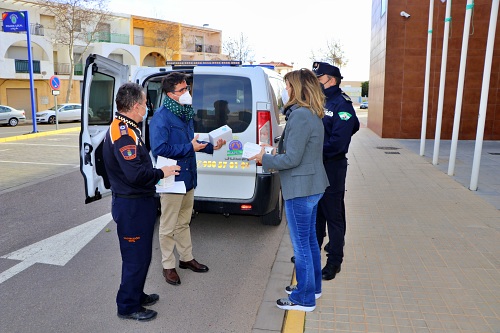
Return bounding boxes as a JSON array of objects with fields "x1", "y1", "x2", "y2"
[
  {"x1": 156, "y1": 156, "x2": 176, "y2": 188},
  {"x1": 242, "y1": 142, "x2": 263, "y2": 159},
  {"x1": 242, "y1": 142, "x2": 274, "y2": 159},
  {"x1": 156, "y1": 181, "x2": 186, "y2": 194},
  {"x1": 155, "y1": 157, "x2": 186, "y2": 194}
]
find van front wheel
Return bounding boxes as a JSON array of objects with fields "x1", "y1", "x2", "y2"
[{"x1": 260, "y1": 195, "x2": 283, "y2": 226}]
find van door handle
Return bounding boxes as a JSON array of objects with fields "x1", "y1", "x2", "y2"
[{"x1": 274, "y1": 135, "x2": 281, "y2": 144}]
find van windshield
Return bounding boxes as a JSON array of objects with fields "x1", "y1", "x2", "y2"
[
  {"x1": 192, "y1": 74, "x2": 252, "y2": 133},
  {"x1": 146, "y1": 74, "x2": 253, "y2": 133}
]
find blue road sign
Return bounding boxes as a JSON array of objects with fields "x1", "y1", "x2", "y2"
[
  {"x1": 2, "y1": 12, "x2": 27, "y2": 32},
  {"x1": 50, "y1": 76, "x2": 61, "y2": 90}
]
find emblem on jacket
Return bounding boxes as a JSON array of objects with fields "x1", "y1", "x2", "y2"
[{"x1": 338, "y1": 112, "x2": 352, "y2": 121}]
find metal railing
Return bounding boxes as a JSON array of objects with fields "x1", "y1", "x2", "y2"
[
  {"x1": 133, "y1": 35, "x2": 164, "y2": 47},
  {"x1": 15, "y1": 59, "x2": 41, "y2": 73},
  {"x1": 30, "y1": 23, "x2": 44, "y2": 36},
  {"x1": 74, "y1": 63, "x2": 83, "y2": 75},
  {"x1": 186, "y1": 43, "x2": 220, "y2": 54},
  {"x1": 86, "y1": 32, "x2": 129, "y2": 44},
  {"x1": 54, "y1": 62, "x2": 84, "y2": 75},
  {"x1": 133, "y1": 36, "x2": 220, "y2": 54}
]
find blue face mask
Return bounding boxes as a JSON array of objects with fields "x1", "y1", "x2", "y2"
[{"x1": 137, "y1": 105, "x2": 148, "y2": 123}]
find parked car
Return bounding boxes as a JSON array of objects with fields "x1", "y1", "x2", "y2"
[
  {"x1": 0, "y1": 105, "x2": 26, "y2": 127},
  {"x1": 36, "y1": 103, "x2": 82, "y2": 124},
  {"x1": 80, "y1": 55, "x2": 286, "y2": 225},
  {"x1": 360, "y1": 101, "x2": 368, "y2": 109}
]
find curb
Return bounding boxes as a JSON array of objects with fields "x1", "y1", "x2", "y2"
[
  {"x1": 0, "y1": 127, "x2": 80, "y2": 143},
  {"x1": 281, "y1": 272, "x2": 306, "y2": 333}
]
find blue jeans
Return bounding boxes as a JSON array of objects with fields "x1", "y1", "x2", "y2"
[{"x1": 285, "y1": 193, "x2": 323, "y2": 307}]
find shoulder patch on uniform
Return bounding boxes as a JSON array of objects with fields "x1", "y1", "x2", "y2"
[
  {"x1": 119, "y1": 145, "x2": 137, "y2": 160},
  {"x1": 324, "y1": 110, "x2": 334, "y2": 117},
  {"x1": 338, "y1": 112, "x2": 353, "y2": 121},
  {"x1": 341, "y1": 92, "x2": 352, "y2": 102},
  {"x1": 119, "y1": 123, "x2": 128, "y2": 136}
]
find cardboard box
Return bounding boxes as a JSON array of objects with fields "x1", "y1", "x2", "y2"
[{"x1": 208, "y1": 125, "x2": 233, "y2": 145}]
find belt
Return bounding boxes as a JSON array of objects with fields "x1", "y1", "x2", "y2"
[{"x1": 113, "y1": 193, "x2": 155, "y2": 199}]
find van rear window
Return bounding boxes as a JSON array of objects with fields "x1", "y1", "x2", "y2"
[
  {"x1": 88, "y1": 72, "x2": 115, "y2": 125},
  {"x1": 192, "y1": 75, "x2": 252, "y2": 133}
]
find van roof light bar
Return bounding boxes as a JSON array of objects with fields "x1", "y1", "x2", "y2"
[
  {"x1": 165, "y1": 60, "x2": 242, "y2": 67},
  {"x1": 242, "y1": 64, "x2": 275, "y2": 70}
]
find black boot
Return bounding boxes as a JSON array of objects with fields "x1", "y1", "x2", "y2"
[{"x1": 322, "y1": 263, "x2": 341, "y2": 280}]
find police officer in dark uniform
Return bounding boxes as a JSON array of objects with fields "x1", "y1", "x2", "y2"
[
  {"x1": 103, "y1": 82, "x2": 180, "y2": 321},
  {"x1": 312, "y1": 62, "x2": 360, "y2": 280}
]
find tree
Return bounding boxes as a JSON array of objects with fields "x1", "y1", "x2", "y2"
[
  {"x1": 37, "y1": 0, "x2": 111, "y2": 103},
  {"x1": 361, "y1": 81, "x2": 369, "y2": 97},
  {"x1": 222, "y1": 33, "x2": 254, "y2": 64},
  {"x1": 155, "y1": 23, "x2": 180, "y2": 62},
  {"x1": 311, "y1": 39, "x2": 348, "y2": 69}
]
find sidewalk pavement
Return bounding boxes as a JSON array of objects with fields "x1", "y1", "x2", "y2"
[
  {"x1": 3, "y1": 121, "x2": 499, "y2": 332},
  {"x1": 273, "y1": 121, "x2": 500, "y2": 332}
]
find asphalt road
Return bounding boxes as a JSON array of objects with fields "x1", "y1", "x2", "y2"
[{"x1": 0, "y1": 129, "x2": 287, "y2": 333}]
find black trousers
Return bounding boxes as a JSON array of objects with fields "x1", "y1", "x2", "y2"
[
  {"x1": 112, "y1": 195, "x2": 158, "y2": 315},
  {"x1": 316, "y1": 158, "x2": 347, "y2": 266}
]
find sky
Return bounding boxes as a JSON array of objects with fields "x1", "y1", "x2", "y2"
[{"x1": 107, "y1": 0, "x2": 372, "y2": 81}]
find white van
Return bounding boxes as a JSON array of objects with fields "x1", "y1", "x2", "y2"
[{"x1": 80, "y1": 55, "x2": 285, "y2": 225}]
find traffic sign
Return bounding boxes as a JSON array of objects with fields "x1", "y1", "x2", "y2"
[{"x1": 49, "y1": 75, "x2": 60, "y2": 90}]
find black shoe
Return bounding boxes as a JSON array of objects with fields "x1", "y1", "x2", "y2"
[
  {"x1": 322, "y1": 264, "x2": 341, "y2": 280},
  {"x1": 141, "y1": 293, "x2": 159, "y2": 306},
  {"x1": 291, "y1": 256, "x2": 295, "y2": 264},
  {"x1": 179, "y1": 259, "x2": 209, "y2": 273},
  {"x1": 117, "y1": 308, "x2": 157, "y2": 321}
]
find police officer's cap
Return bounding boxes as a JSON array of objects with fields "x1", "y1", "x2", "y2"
[{"x1": 312, "y1": 62, "x2": 343, "y2": 79}]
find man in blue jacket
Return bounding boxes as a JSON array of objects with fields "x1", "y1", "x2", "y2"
[
  {"x1": 312, "y1": 62, "x2": 360, "y2": 280},
  {"x1": 149, "y1": 72, "x2": 225, "y2": 286}
]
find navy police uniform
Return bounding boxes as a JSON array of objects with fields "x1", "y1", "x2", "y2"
[
  {"x1": 102, "y1": 114, "x2": 164, "y2": 316},
  {"x1": 312, "y1": 62, "x2": 360, "y2": 272}
]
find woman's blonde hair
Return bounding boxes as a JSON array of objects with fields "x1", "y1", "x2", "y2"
[{"x1": 283, "y1": 68, "x2": 325, "y2": 118}]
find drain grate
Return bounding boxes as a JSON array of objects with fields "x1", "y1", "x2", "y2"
[
  {"x1": 376, "y1": 146, "x2": 400, "y2": 150},
  {"x1": 489, "y1": 152, "x2": 500, "y2": 155},
  {"x1": 385, "y1": 151, "x2": 400, "y2": 154}
]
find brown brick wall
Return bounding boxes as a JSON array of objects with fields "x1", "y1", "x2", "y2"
[{"x1": 369, "y1": 0, "x2": 500, "y2": 140}]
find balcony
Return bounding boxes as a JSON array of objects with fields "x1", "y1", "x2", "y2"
[
  {"x1": 86, "y1": 32, "x2": 129, "y2": 44},
  {"x1": 189, "y1": 44, "x2": 220, "y2": 54},
  {"x1": 30, "y1": 23, "x2": 44, "y2": 36},
  {"x1": 15, "y1": 59, "x2": 41, "y2": 73},
  {"x1": 133, "y1": 35, "x2": 164, "y2": 48},
  {"x1": 54, "y1": 62, "x2": 84, "y2": 75}
]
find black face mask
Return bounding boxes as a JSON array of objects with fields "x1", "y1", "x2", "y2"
[{"x1": 319, "y1": 83, "x2": 326, "y2": 91}]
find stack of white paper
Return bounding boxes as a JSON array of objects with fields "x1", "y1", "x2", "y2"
[{"x1": 155, "y1": 156, "x2": 186, "y2": 194}]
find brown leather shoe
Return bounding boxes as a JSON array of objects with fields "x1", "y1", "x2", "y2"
[
  {"x1": 163, "y1": 268, "x2": 181, "y2": 285},
  {"x1": 179, "y1": 259, "x2": 209, "y2": 273}
]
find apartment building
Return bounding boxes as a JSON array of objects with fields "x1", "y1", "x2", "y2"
[{"x1": 0, "y1": 0, "x2": 225, "y2": 119}]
